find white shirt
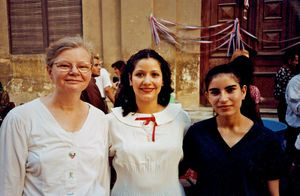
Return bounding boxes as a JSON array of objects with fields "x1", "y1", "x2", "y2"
[
  {"x1": 107, "y1": 104, "x2": 191, "y2": 196},
  {"x1": 95, "y1": 68, "x2": 112, "y2": 98},
  {"x1": 285, "y1": 74, "x2": 300, "y2": 128},
  {"x1": 0, "y1": 99, "x2": 110, "y2": 196}
]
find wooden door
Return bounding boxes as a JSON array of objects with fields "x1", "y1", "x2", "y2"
[{"x1": 200, "y1": 0, "x2": 299, "y2": 108}]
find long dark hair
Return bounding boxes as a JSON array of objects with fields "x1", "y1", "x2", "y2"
[
  {"x1": 115, "y1": 49, "x2": 173, "y2": 116},
  {"x1": 230, "y1": 57, "x2": 262, "y2": 124}
]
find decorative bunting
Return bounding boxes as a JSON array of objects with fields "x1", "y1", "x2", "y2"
[{"x1": 149, "y1": 14, "x2": 300, "y2": 56}]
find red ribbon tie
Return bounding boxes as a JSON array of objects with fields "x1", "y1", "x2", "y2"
[{"x1": 135, "y1": 116, "x2": 157, "y2": 142}]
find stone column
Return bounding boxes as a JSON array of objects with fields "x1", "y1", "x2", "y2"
[{"x1": 0, "y1": 0, "x2": 11, "y2": 86}]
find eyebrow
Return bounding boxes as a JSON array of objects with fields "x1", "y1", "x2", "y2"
[
  {"x1": 208, "y1": 88, "x2": 219, "y2": 92},
  {"x1": 208, "y1": 84, "x2": 237, "y2": 92},
  {"x1": 225, "y1": 85, "x2": 237, "y2": 89},
  {"x1": 55, "y1": 60, "x2": 90, "y2": 64}
]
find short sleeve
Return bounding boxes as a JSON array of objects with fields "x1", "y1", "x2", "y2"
[
  {"x1": 97, "y1": 116, "x2": 110, "y2": 196},
  {"x1": 180, "y1": 125, "x2": 197, "y2": 176},
  {"x1": 101, "y1": 69, "x2": 112, "y2": 88},
  {"x1": 107, "y1": 113, "x2": 116, "y2": 158},
  {"x1": 286, "y1": 76, "x2": 300, "y2": 116},
  {"x1": 0, "y1": 109, "x2": 29, "y2": 195},
  {"x1": 263, "y1": 136, "x2": 287, "y2": 180},
  {"x1": 182, "y1": 110, "x2": 192, "y2": 136}
]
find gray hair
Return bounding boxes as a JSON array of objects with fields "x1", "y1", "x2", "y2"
[{"x1": 46, "y1": 36, "x2": 94, "y2": 67}]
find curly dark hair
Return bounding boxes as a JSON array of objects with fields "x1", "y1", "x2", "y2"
[{"x1": 115, "y1": 49, "x2": 173, "y2": 116}]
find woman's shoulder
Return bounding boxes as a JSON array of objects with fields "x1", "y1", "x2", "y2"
[
  {"x1": 106, "y1": 107, "x2": 136, "y2": 126},
  {"x1": 107, "y1": 107, "x2": 122, "y2": 119},
  {"x1": 1, "y1": 99, "x2": 42, "y2": 132},
  {"x1": 88, "y1": 104, "x2": 106, "y2": 117},
  {"x1": 7, "y1": 98, "x2": 41, "y2": 117},
  {"x1": 186, "y1": 117, "x2": 216, "y2": 135},
  {"x1": 252, "y1": 122, "x2": 282, "y2": 143},
  {"x1": 153, "y1": 103, "x2": 190, "y2": 125}
]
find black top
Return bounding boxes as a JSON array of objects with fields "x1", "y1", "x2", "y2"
[{"x1": 180, "y1": 117, "x2": 286, "y2": 196}]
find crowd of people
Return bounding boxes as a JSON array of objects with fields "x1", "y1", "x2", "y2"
[{"x1": 0, "y1": 36, "x2": 299, "y2": 196}]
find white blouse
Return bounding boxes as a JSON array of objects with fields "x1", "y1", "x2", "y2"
[
  {"x1": 108, "y1": 104, "x2": 191, "y2": 196},
  {"x1": 0, "y1": 99, "x2": 110, "y2": 196}
]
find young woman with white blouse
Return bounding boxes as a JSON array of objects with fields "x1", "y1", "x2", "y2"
[{"x1": 108, "y1": 49, "x2": 191, "y2": 195}]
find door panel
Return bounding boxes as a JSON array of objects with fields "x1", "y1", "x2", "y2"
[{"x1": 200, "y1": 0, "x2": 298, "y2": 108}]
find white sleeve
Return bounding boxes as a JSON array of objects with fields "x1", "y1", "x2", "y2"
[
  {"x1": 286, "y1": 76, "x2": 300, "y2": 115},
  {"x1": 182, "y1": 110, "x2": 192, "y2": 136},
  {"x1": 98, "y1": 116, "x2": 110, "y2": 196},
  {"x1": 101, "y1": 69, "x2": 112, "y2": 88},
  {"x1": 0, "y1": 110, "x2": 29, "y2": 195}
]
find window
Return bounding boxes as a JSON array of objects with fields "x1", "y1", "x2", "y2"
[{"x1": 8, "y1": 0, "x2": 82, "y2": 54}]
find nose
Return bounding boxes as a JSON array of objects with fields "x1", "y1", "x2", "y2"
[
  {"x1": 143, "y1": 74, "x2": 151, "y2": 84},
  {"x1": 219, "y1": 91, "x2": 229, "y2": 102},
  {"x1": 69, "y1": 65, "x2": 80, "y2": 74}
]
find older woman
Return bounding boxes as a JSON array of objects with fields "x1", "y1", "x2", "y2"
[
  {"x1": 109, "y1": 49, "x2": 191, "y2": 195},
  {"x1": 0, "y1": 37, "x2": 109, "y2": 195}
]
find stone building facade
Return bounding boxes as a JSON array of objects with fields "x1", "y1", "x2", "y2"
[{"x1": 0, "y1": 0, "x2": 201, "y2": 108}]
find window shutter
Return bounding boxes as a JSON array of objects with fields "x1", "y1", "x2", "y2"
[
  {"x1": 8, "y1": 0, "x2": 45, "y2": 54},
  {"x1": 47, "y1": 0, "x2": 82, "y2": 44}
]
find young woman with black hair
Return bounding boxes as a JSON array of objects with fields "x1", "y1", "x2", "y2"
[
  {"x1": 180, "y1": 64, "x2": 285, "y2": 196},
  {"x1": 108, "y1": 49, "x2": 191, "y2": 195}
]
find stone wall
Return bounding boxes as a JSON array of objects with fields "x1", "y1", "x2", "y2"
[{"x1": 0, "y1": 0, "x2": 201, "y2": 107}]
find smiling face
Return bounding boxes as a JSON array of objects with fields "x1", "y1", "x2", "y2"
[
  {"x1": 47, "y1": 47, "x2": 92, "y2": 94},
  {"x1": 130, "y1": 58, "x2": 163, "y2": 105},
  {"x1": 206, "y1": 73, "x2": 246, "y2": 117}
]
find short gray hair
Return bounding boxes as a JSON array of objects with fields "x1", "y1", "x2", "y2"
[{"x1": 46, "y1": 36, "x2": 94, "y2": 67}]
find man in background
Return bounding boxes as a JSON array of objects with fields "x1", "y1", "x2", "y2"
[
  {"x1": 81, "y1": 57, "x2": 108, "y2": 113},
  {"x1": 285, "y1": 72, "x2": 300, "y2": 195},
  {"x1": 274, "y1": 51, "x2": 299, "y2": 123},
  {"x1": 94, "y1": 56, "x2": 115, "y2": 107}
]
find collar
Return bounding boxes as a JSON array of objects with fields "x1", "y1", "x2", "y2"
[{"x1": 111, "y1": 103, "x2": 182, "y2": 127}]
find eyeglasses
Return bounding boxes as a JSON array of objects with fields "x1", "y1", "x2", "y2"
[{"x1": 53, "y1": 62, "x2": 92, "y2": 73}]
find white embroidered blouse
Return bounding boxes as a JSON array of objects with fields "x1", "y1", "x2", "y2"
[
  {"x1": 0, "y1": 99, "x2": 110, "y2": 196},
  {"x1": 107, "y1": 104, "x2": 191, "y2": 196}
]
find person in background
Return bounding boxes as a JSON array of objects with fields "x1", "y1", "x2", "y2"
[
  {"x1": 0, "y1": 37, "x2": 110, "y2": 195},
  {"x1": 94, "y1": 56, "x2": 115, "y2": 106},
  {"x1": 108, "y1": 49, "x2": 191, "y2": 195},
  {"x1": 81, "y1": 57, "x2": 108, "y2": 114},
  {"x1": 284, "y1": 72, "x2": 300, "y2": 195},
  {"x1": 180, "y1": 64, "x2": 285, "y2": 196},
  {"x1": 111, "y1": 60, "x2": 125, "y2": 90},
  {"x1": 0, "y1": 82, "x2": 15, "y2": 126},
  {"x1": 274, "y1": 51, "x2": 299, "y2": 123},
  {"x1": 231, "y1": 54, "x2": 262, "y2": 124}
]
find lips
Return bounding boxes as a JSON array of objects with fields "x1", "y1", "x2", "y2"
[
  {"x1": 218, "y1": 105, "x2": 231, "y2": 109},
  {"x1": 65, "y1": 79, "x2": 82, "y2": 83},
  {"x1": 141, "y1": 88, "x2": 154, "y2": 93}
]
